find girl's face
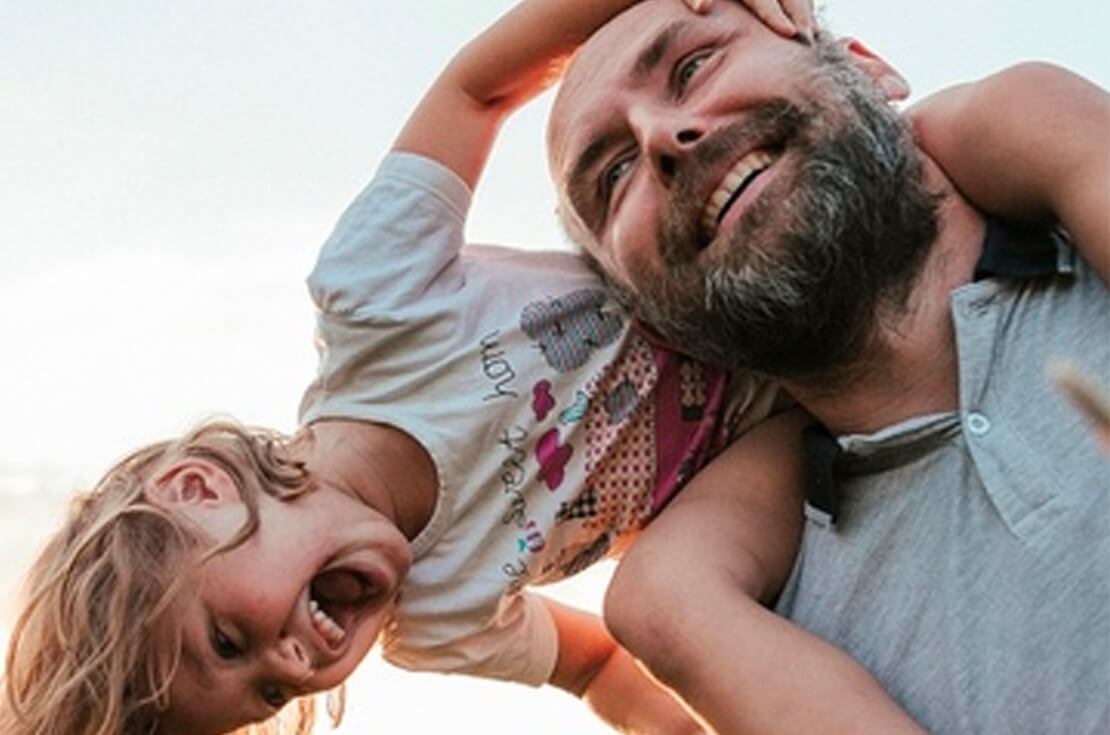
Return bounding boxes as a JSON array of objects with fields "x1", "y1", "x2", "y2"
[{"x1": 153, "y1": 460, "x2": 412, "y2": 734}]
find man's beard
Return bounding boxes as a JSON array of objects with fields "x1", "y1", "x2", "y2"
[{"x1": 611, "y1": 39, "x2": 941, "y2": 384}]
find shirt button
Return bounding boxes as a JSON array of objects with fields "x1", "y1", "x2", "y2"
[{"x1": 966, "y1": 411, "x2": 992, "y2": 436}]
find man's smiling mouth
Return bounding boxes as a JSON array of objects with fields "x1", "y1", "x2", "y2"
[{"x1": 699, "y1": 146, "x2": 781, "y2": 243}]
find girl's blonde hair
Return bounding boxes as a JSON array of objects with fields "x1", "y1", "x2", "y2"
[{"x1": 0, "y1": 418, "x2": 331, "y2": 735}]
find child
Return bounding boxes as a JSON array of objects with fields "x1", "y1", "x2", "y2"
[
  {"x1": 0, "y1": 3, "x2": 872, "y2": 732},
  {"x1": 3, "y1": 1, "x2": 1106, "y2": 735}
]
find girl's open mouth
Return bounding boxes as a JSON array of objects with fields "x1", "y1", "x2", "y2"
[{"x1": 307, "y1": 566, "x2": 379, "y2": 651}]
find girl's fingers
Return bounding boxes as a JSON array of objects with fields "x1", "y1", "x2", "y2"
[
  {"x1": 782, "y1": 0, "x2": 816, "y2": 39},
  {"x1": 684, "y1": 0, "x2": 814, "y2": 40},
  {"x1": 1051, "y1": 360, "x2": 1110, "y2": 455},
  {"x1": 682, "y1": 0, "x2": 713, "y2": 14},
  {"x1": 743, "y1": 0, "x2": 798, "y2": 38}
]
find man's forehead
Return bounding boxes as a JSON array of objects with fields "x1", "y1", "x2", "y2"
[
  {"x1": 572, "y1": 0, "x2": 679, "y2": 73},
  {"x1": 549, "y1": 1, "x2": 681, "y2": 170},
  {"x1": 551, "y1": 0, "x2": 757, "y2": 177}
]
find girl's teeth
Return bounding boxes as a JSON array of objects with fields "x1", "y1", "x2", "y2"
[{"x1": 309, "y1": 598, "x2": 346, "y2": 647}]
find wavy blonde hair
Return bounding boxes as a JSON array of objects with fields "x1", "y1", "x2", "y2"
[{"x1": 0, "y1": 418, "x2": 337, "y2": 735}]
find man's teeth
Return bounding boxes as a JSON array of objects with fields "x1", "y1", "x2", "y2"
[
  {"x1": 309, "y1": 597, "x2": 346, "y2": 647},
  {"x1": 701, "y1": 148, "x2": 778, "y2": 236}
]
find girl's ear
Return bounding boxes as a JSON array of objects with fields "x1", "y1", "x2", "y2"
[
  {"x1": 150, "y1": 459, "x2": 240, "y2": 508},
  {"x1": 837, "y1": 37, "x2": 911, "y2": 101}
]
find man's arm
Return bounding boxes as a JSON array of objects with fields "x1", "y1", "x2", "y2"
[{"x1": 910, "y1": 63, "x2": 1110, "y2": 283}]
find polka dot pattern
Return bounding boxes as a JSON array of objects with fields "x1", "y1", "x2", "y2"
[{"x1": 578, "y1": 333, "x2": 659, "y2": 534}]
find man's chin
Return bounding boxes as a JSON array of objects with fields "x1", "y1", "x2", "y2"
[{"x1": 705, "y1": 198, "x2": 790, "y2": 276}]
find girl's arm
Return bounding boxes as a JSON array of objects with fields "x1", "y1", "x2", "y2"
[
  {"x1": 910, "y1": 63, "x2": 1110, "y2": 283},
  {"x1": 605, "y1": 408, "x2": 926, "y2": 734},
  {"x1": 392, "y1": 0, "x2": 815, "y2": 190},
  {"x1": 541, "y1": 599, "x2": 706, "y2": 734},
  {"x1": 392, "y1": 0, "x2": 653, "y2": 189}
]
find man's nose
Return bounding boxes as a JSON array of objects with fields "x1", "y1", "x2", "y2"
[
  {"x1": 268, "y1": 634, "x2": 314, "y2": 683},
  {"x1": 630, "y1": 106, "x2": 706, "y2": 186}
]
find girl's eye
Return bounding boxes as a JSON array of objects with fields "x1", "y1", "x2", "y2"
[
  {"x1": 602, "y1": 157, "x2": 634, "y2": 200},
  {"x1": 675, "y1": 51, "x2": 712, "y2": 94},
  {"x1": 212, "y1": 626, "x2": 243, "y2": 660},
  {"x1": 261, "y1": 683, "x2": 288, "y2": 709}
]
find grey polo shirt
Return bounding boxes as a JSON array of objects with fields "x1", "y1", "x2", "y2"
[{"x1": 776, "y1": 222, "x2": 1110, "y2": 733}]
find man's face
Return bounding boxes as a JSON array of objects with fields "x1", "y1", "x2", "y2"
[{"x1": 548, "y1": 0, "x2": 938, "y2": 378}]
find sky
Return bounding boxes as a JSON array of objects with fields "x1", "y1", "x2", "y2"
[{"x1": 0, "y1": 1, "x2": 1106, "y2": 733}]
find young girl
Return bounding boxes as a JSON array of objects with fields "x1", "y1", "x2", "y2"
[
  {"x1": 0, "y1": 3, "x2": 857, "y2": 732},
  {"x1": 3, "y1": 0, "x2": 1106, "y2": 734}
]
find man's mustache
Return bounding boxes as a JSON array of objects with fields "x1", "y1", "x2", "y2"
[{"x1": 660, "y1": 99, "x2": 807, "y2": 265}]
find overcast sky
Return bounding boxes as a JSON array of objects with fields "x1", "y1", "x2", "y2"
[{"x1": 1, "y1": 1, "x2": 1106, "y2": 732}]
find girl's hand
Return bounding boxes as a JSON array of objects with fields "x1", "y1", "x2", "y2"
[
  {"x1": 681, "y1": 0, "x2": 713, "y2": 12},
  {"x1": 1051, "y1": 360, "x2": 1110, "y2": 455},
  {"x1": 683, "y1": 0, "x2": 816, "y2": 39}
]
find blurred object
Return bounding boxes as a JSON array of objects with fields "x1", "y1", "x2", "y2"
[{"x1": 1050, "y1": 360, "x2": 1110, "y2": 454}]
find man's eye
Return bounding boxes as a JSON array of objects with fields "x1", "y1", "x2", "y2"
[
  {"x1": 675, "y1": 51, "x2": 712, "y2": 94},
  {"x1": 602, "y1": 157, "x2": 634, "y2": 200},
  {"x1": 260, "y1": 683, "x2": 288, "y2": 709},
  {"x1": 212, "y1": 626, "x2": 243, "y2": 660}
]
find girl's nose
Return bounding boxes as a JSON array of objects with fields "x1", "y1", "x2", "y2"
[{"x1": 270, "y1": 634, "x2": 314, "y2": 683}]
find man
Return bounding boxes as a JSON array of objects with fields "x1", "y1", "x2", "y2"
[{"x1": 546, "y1": 0, "x2": 1110, "y2": 731}]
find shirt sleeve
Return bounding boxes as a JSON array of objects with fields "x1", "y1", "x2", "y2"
[
  {"x1": 382, "y1": 590, "x2": 560, "y2": 687},
  {"x1": 306, "y1": 151, "x2": 473, "y2": 320}
]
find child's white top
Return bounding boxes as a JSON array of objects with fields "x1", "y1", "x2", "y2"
[{"x1": 300, "y1": 152, "x2": 778, "y2": 685}]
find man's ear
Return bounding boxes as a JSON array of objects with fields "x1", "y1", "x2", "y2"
[
  {"x1": 149, "y1": 459, "x2": 239, "y2": 508},
  {"x1": 837, "y1": 37, "x2": 911, "y2": 101}
]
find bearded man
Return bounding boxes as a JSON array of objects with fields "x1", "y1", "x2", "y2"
[{"x1": 547, "y1": 0, "x2": 1110, "y2": 731}]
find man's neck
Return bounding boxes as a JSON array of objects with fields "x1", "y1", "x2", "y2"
[{"x1": 784, "y1": 164, "x2": 988, "y2": 436}]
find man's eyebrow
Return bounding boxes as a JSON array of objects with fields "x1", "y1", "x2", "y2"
[{"x1": 632, "y1": 20, "x2": 692, "y2": 80}]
